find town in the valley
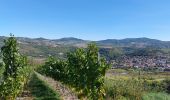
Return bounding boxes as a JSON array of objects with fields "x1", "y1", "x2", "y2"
[{"x1": 111, "y1": 55, "x2": 170, "y2": 71}]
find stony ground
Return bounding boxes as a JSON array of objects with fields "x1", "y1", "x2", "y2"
[{"x1": 17, "y1": 90, "x2": 33, "y2": 100}]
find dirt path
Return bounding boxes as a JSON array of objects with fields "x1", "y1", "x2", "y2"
[
  {"x1": 35, "y1": 72, "x2": 79, "y2": 100},
  {"x1": 16, "y1": 90, "x2": 33, "y2": 100},
  {"x1": 16, "y1": 80, "x2": 33, "y2": 100}
]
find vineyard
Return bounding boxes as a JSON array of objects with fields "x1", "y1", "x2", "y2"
[
  {"x1": 37, "y1": 43, "x2": 110, "y2": 99},
  {"x1": 0, "y1": 35, "x2": 31, "y2": 100},
  {"x1": 0, "y1": 36, "x2": 170, "y2": 100}
]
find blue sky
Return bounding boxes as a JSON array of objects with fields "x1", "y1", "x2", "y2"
[{"x1": 0, "y1": 0, "x2": 170, "y2": 41}]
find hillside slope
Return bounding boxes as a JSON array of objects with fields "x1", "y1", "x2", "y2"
[{"x1": 0, "y1": 36, "x2": 170, "y2": 58}]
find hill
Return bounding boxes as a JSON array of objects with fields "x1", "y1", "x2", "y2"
[
  {"x1": 0, "y1": 36, "x2": 170, "y2": 58},
  {"x1": 96, "y1": 38, "x2": 170, "y2": 48}
]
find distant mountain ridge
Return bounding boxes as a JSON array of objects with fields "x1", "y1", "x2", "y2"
[
  {"x1": 0, "y1": 36, "x2": 170, "y2": 48},
  {"x1": 96, "y1": 37, "x2": 170, "y2": 48},
  {"x1": 0, "y1": 36, "x2": 170, "y2": 58}
]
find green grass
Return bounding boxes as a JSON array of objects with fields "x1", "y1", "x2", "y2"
[
  {"x1": 142, "y1": 92, "x2": 170, "y2": 100},
  {"x1": 0, "y1": 69, "x2": 3, "y2": 76},
  {"x1": 104, "y1": 78, "x2": 144, "y2": 100},
  {"x1": 106, "y1": 69, "x2": 170, "y2": 81},
  {"x1": 0, "y1": 66, "x2": 4, "y2": 83},
  {"x1": 0, "y1": 65, "x2": 4, "y2": 76},
  {"x1": 28, "y1": 73, "x2": 61, "y2": 100},
  {"x1": 104, "y1": 78, "x2": 170, "y2": 100}
]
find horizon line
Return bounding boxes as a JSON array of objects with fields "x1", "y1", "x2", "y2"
[{"x1": 0, "y1": 35, "x2": 170, "y2": 42}]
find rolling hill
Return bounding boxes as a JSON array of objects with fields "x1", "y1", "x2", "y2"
[
  {"x1": 0, "y1": 36, "x2": 170, "y2": 58},
  {"x1": 96, "y1": 38, "x2": 170, "y2": 48}
]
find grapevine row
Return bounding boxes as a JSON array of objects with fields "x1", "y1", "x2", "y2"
[
  {"x1": 38, "y1": 43, "x2": 110, "y2": 100},
  {"x1": 0, "y1": 35, "x2": 31, "y2": 100}
]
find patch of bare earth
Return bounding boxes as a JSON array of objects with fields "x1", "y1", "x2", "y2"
[{"x1": 16, "y1": 90, "x2": 33, "y2": 100}]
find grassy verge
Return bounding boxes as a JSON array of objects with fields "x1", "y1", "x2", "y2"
[
  {"x1": 104, "y1": 77, "x2": 170, "y2": 100},
  {"x1": 0, "y1": 66, "x2": 4, "y2": 77},
  {"x1": 142, "y1": 92, "x2": 170, "y2": 100},
  {"x1": 28, "y1": 73, "x2": 61, "y2": 100},
  {"x1": 104, "y1": 78, "x2": 144, "y2": 100}
]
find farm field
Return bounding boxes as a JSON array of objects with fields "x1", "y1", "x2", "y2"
[
  {"x1": 106, "y1": 69, "x2": 170, "y2": 80},
  {"x1": 143, "y1": 92, "x2": 170, "y2": 100},
  {"x1": 105, "y1": 69, "x2": 170, "y2": 99}
]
